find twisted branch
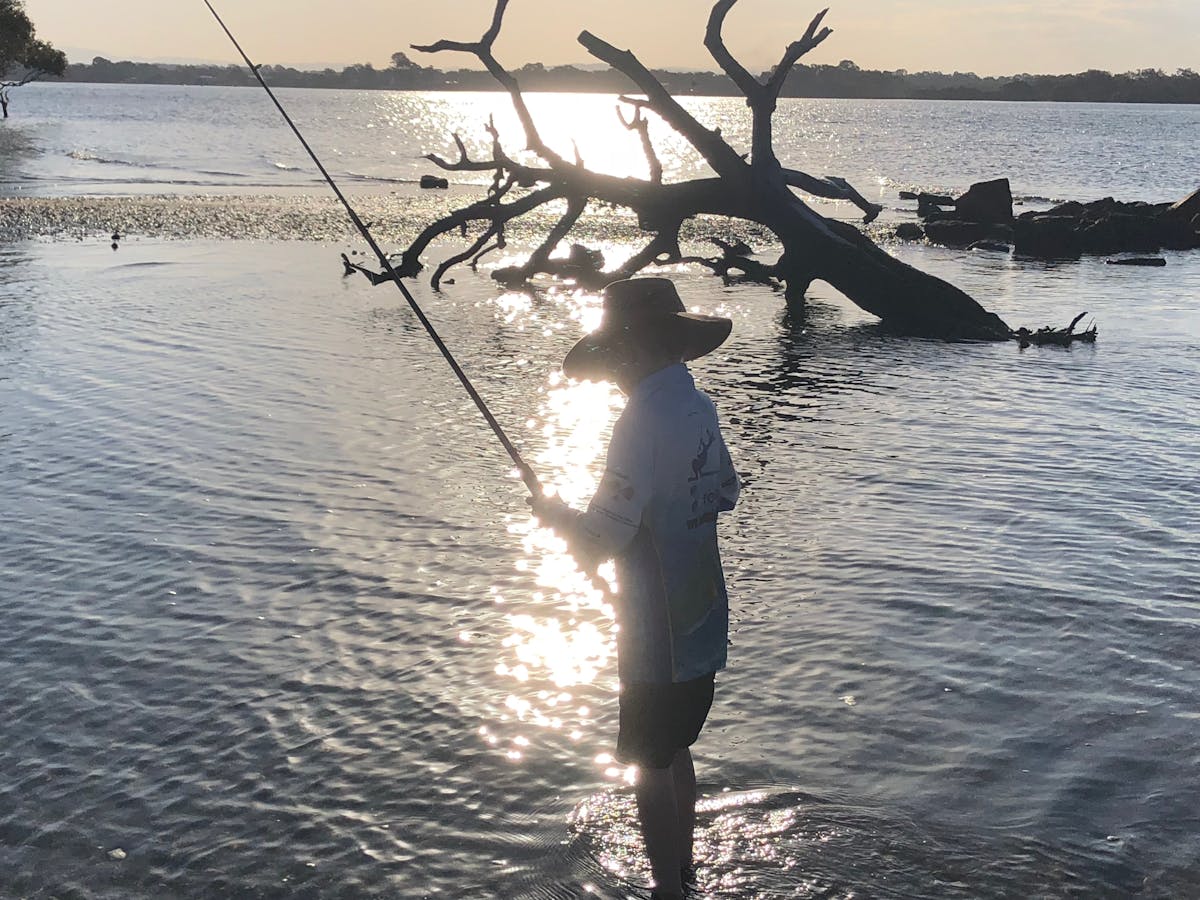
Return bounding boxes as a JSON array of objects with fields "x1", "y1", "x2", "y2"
[
  {"x1": 433, "y1": 223, "x2": 504, "y2": 289},
  {"x1": 618, "y1": 98, "x2": 663, "y2": 184},
  {"x1": 608, "y1": 227, "x2": 684, "y2": 281},
  {"x1": 470, "y1": 234, "x2": 506, "y2": 269},
  {"x1": 704, "y1": 1, "x2": 831, "y2": 166},
  {"x1": 525, "y1": 196, "x2": 588, "y2": 273},
  {"x1": 782, "y1": 169, "x2": 883, "y2": 223},
  {"x1": 767, "y1": 8, "x2": 831, "y2": 97},
  {"x1": 413, "y1": 0, "x2": 567, "y2": 168},
  {"x1": 350, "y1": 185, "x2": 566, "y2": 284},
  {"x1": 578, "y1": 30, "x2": 747, "y2": 180}
]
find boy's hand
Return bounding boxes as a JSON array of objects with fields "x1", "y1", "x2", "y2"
[{"x1": 527, "y1": 493, "x2": 578, "y2": 532}]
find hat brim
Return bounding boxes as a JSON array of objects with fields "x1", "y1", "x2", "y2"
[{"x1": 562, "y1": 312, "x2": 732, "y2": 381}]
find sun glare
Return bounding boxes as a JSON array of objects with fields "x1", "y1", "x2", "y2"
[{"x1": 485, "y1": 286, "x2": 629, "y2": 774}]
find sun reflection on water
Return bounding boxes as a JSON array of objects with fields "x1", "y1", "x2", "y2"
[
  {"x1": 483, "y1": 286, "x2": 633, "y2": 776},
  {"x1": 359, "y1": 90, "x2": 758, "y2": 186}
]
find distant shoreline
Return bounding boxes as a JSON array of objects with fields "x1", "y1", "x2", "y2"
[{"x1": 51, "y1": 58, "x2": 1200, "y2": 105}]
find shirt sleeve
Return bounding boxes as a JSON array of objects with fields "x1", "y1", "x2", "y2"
[
  {"x1": 717, "y1": 433, "x2": 740, "y2": 512},
  {"x1": 574, "y1": 409, "x2": 653, "y2": 559}
]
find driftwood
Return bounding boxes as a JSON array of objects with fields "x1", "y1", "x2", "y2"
[
  {"x1": 1107, "y1": 257, "x2": 1167, "y2": 267},
  {"x1": 1013, "y1": 311, "x2": 1097, "y2": 348},
  {"x1": 347, "y1": 0, "x2": 1020, "y2": 339}
]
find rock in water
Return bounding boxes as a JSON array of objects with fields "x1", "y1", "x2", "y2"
[
  {"x1": 924, "y1": 219, "x2": 1010, "y2": 248},
  {"x1": 894, "y1": 222, "x2": 925, "y2": 241},
  {"x1": 954, "y1": 178, "x2": 1014, "y2": 224},
  {"x1": 1163, "y1": 186, "x2": 1200, "y2": 222},
  {"x1": 419, "y1": 174, "x2": 449, "y2": 190},
  {"x1": 916, "y1": 192, "x2": 955, "y2": 219},
  {"x1": 1080, "y1": 213, "x2": 1161, "y2": 254},
  {"x1": 1014, "y1": 215, "x2": 1083, "y2": 259}
]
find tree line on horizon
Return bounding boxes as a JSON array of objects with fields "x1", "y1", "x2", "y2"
[{"x1": 56, "y1": 52, "x2": 1200, "y2": 104}]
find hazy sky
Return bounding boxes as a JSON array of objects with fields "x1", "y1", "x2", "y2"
[{"x1": 22, "y1": 0, "x2": 1200, "y2": 76}]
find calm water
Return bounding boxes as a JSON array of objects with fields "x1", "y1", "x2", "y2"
[
  {"x1": 2, "y1": 83, "x2": 1199, "y2": 202},
  {"x1": 1, "y1": 85, "x2": 1199, "y2": 899}
]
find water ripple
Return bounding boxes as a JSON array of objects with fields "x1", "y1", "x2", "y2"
[{"x1": 2, "y1": 220, "x2": 1199, "y2": 897}]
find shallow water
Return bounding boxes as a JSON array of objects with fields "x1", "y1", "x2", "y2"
[
  {"x1": 2, "y1": 234, "x2": 1198, "y2": 898},
  {"x1": 2, "y1": 85, "x2": 1200, "y2": 898}
]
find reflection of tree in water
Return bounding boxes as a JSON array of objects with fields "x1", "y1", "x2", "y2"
[
  {"x1": 0, "y1": 123, "x2": 37, "y2": 187},
  {"x1": 713, "y1": 300, "x2": 899, "y2": 447},
  {"x1": 0, "y1": 247, "x2": 35, "y2": 367}
]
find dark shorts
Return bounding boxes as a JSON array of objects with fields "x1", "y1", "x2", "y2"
[{"x1": 616, "y1": 673, "x2": 716, "y2": 770}]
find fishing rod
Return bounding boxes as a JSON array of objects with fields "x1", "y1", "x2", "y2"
[{"x1": 203, "y1": 0, "x2": 541, "y2": 498}]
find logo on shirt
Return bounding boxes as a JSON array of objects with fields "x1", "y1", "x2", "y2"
[
  {"x1": 608, "y1": 477, "x2": 635, "y2": 503},
  {"x1": 688, "y1": 430, "x2": 717, "y2": 483}
]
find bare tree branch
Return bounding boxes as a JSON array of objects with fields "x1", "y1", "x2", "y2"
[
  {"x1": 704, "y1": 0, "x2": 763, "y2": 100},
  {"x1": 578, "y1": 30, "x2": 747, "y2": 179},
  {"x1": 413, "y1": 0, "x2": 568, "y2": 168},
  {"x1": 702, "y1": 2, "x2": 831, "y2": 167},
  {"x1": 669, "y1": 235, "x2": 778, "y2": 285},
  {"x1": 423, "y1": 132, "x2": 501, "y2": 173},
  {"x1": 432, "y1": 223, "x2": 503, "y2": 289},
  {"x1": 526, "y1": 197, "x2": 588, "y2": 273},
  {"x1": 766, "y1": 8, "x2": 832, "y2": 98},
  {"x1": 350, "y1": 186, "x2": 566, "y2": 284},
  {"x1": 423, "y1": 137, "x2": 549, "y2": 187},
  {"x1": 470, "y1": 234, "x2": 506, "y2": 269},
  {"x1": 782, "y1": 168, "x2": 883, "y2": 223},
  {"x1": 609, "y1": 228, "x2": 684, "y2": 280},
  {"x1": 703, "y1": 0, "x2": 777, "y2": 165},
  {"x1": 618, "y1": 101, "x2": 663, "y2": 184}
]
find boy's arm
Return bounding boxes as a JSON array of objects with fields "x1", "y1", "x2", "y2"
[{"x1": 530, "y1": 415, "x2": 651, "y2": 568}]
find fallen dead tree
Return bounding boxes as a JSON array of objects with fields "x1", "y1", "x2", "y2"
[{"x1": 345, "y1": 1, "x2": 1059, "y2": 341}]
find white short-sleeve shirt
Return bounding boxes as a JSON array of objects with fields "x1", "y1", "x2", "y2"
[{"x1": 576, "y1": 363, "x2": 739, "y2": 684}]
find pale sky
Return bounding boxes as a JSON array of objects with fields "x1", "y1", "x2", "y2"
[{"x1": 22, "y1": 0, "x2": 1200, "y2": 76}]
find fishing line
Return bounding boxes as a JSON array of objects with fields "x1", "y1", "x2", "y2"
[{"x1": 203, "y1": 0, "x2": 541, "y2": 497}]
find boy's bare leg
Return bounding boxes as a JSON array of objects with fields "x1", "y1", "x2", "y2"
[
  {"x1": 635, "y1": 764, "x2": 684, "y2": 899},
  {"x1": 671, "y1": 748, "x2": 697, "y2": 869}
]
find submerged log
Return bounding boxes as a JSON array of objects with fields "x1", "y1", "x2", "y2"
[
  {"x1": 1107, "y1": 257, "x2": 1167, "y2": 267},
  {"x1": 1012, "y1": 311, "x2": 1097, "y2": 348}
]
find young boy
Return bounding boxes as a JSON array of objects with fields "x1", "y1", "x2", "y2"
[{"x1": 530, "y1": 278, "x2": 739, "y2": 900}]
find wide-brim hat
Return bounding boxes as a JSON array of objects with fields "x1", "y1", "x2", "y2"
[{"x1": 562, "y1": 278, "x2": 732, "y2": 380}]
